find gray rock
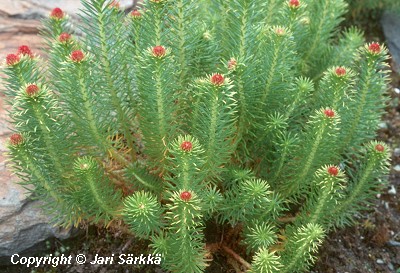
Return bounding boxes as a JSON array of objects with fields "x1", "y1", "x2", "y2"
[
  {"x1": 0, "y1": 129, "x2": 73, "y2": 260},
  {"x1": 0, "y1": 0, "x2": 135, "y2": 19},
  {"x1": 0, "y1": 158, "x2": 74, "y2": 260},
  {"x1": 381, "y1": 11, "x2": 400, "y2": 72},
  {"x1": 393, "y1": 164, "x2": 400, "y2": 172}
]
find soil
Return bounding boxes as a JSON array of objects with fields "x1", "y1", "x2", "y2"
[{"x1": 311, "y1": 67, "x2": 400, "y2": 273}]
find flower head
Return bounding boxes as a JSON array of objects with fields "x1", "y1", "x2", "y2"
[
  {"x1": 70, "y1": 50, "x2": 85, "y2": 62},
  {"x1": 6, "y1": 54, "x2": 20, "y2": 66},
  {"x1": 26, "y1": 84, "x2": 40, "y2": 96},
  {"x1": 375, "y1": 144, "x2": 385, "y2": 152},
  {"x1": 327, "y1": 166, "x2": 339, "y2": 176},
  {"x1": 323, "y1": 108, "x2": 335, "y2": 118},
  {"x1": 59, "y1": 33, "x2": 72, "y2": 43},
  {"x1": 152, "y1": 46, "x2": 166, "y2": 58},
  {"x1": 335, "y1": 67, "x2": 346, "y2": 77},
  {"x1": 368, "y1": 42, "x2": 381, "y2": 54},
  {"x1": 130, "y1": 9, "x2": 141, "y2": 18},
  {"x1": 17, "y1": 45, "x2": 34, "y2": 58},
  {"x1": 50, "y1": 7, "x2": 64, "y2": 19},
  {"x1": 210, "y1": 73, "x2": 224, "y2": 86},
  {"x1": 180, "y1": 191, "x2": 192, "y2": 201},
  {"x1": 180, "y1": 141, "x2": 193, "y2": 152},
  {"x1": 10, "y1": 133, "x2": 24, "y2": 146},
  {"x1": 289, "y1": 0, "x2": 300, "y2": 8}
]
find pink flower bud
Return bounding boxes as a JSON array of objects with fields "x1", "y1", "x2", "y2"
[{"x1": 227, "y1": 58, "x2": 237, "y2": 70}]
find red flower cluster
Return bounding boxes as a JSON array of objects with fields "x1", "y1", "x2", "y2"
[
  {"x1": 10, "y1": 134, "x2": 23, "y2": 146},
  {"x1": 335, "y1": 67, "x2": 346, "y2": 77},
  {"x1": 211, "y1": 73, "x2": 224, "y2": 86},
  {"x1": 152, "y1": 46, "x2": 166, "y2": 58},
  {"x1": 180, "y1": 141, "x2": 193, "y2": 152},
  {"x1": 327, "y1": 166, "x2": 339, "y2": 176},
  {"x1": 59, "y1": 33, "x2": 72, "y2": 43},
  {"x1": 50, "y1": 7, "x2": 64, "y2": 19},
  {"x1": 289, "y1": 0, "x2": 300, "y2": 8},
  {"x1": 375, "y1": 144, "x2": 385, "y2": 152},
  {"x1": 18, "y1": 45, "x2": 34, "y2": 58},
  {"x1": 130, "y1": 10, "x2": 141, "y2": 18},
  {"x1": 26, "y1": 84, "x2": 40, "y2": 96},
  {"x1": 70, "y1": 50, "x2": 85, "y2": 62},
  {"x1": 6, "y1": 54, "x2": 20, "y2": 66},
  {"x1": 368, "y1": 43, "x2": 381, "y2": 54},
  {"x1": 180, "y1": 191, "x2": 192, "y2": 201},
  {"x1": 323, "y1": 109, "x2": 335, "y2": 118}
]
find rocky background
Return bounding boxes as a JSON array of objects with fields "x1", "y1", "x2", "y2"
[{"x1": 0, "y1": 0, "x2": 134, "y2": 262}]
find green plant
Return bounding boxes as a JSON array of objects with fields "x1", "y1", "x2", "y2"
[{"x1": 2, "y1": 0, "x2": 391, "y2": 272}]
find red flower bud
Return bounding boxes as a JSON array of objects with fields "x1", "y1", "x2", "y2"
[
  {"x1": 323, "y1": 109, "x2": 335, "y2": 118},
  {"x1": 289, "y1": 0, "x2": 300, "y2": 8},
  {"x1": 6, "y1": 54, "x2": 20, "y2": 66},
  {"x1": 180, "y1": 141, "x2": 193, "y2": 152},
  {"x1": 327, "y1": 166, "x2": 339, "y2": 176},
  {"x1": 50, "y1": 7, "x2": 64, "y2": 19},
  {"x1": 152, "y1": 46, "x2": 166, "y2": 58},
  {"x1": 211, "y1": 73, "x2": 224, "y2": 86},
  {"x1": 335, "y1": 67, "x2": 346, "y2": 77},
  {"x1": 180, "y1": 191, "x2": 192, "y2": 201},
  {"x1": 368, "y1": 43, "x2": 381, "y2": 54},
  {"x1": 59, "y1": 33, "x2": 72, "y2": 43},
  {"x1": 26, "y1": 84, "x2": 40, "y2": 96},
  {"x1": 10, "y1": 133, "x2": 23, "y2": 146},
  {"x1": 130, "y1": 10, "x2": 141, "y2": 18},
  {"x1": 375, "y1": 144, "x2": 385, "y2": 152},
  {"x1": 17, "y1": 45, "x2": 34, "y2": 58},
  {"x1": 70, "y1": 50, "x2": 85, "y2": 62}
]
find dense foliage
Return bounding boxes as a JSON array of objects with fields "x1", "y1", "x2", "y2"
[{"x1": 2, "y1": 0, "x2": 391, "y2": 272}]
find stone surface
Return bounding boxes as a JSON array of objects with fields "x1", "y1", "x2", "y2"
[
  {"x1": 0, "y1": 0, "x2": 143, "y2": 260},
  {"x1": 0, "y1": 0, "x2": 135, "y2": 18},
  {"x1": 381, "y1": 11, "x2": 400, "y2": 72}
]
